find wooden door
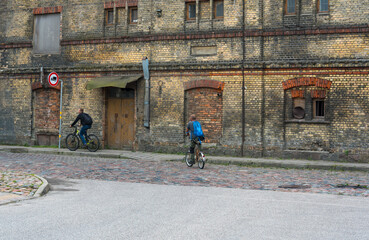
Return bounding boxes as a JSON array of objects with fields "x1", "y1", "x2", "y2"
[{"x1": 107, "y1": 88, "x2": 135, "y2": 149}]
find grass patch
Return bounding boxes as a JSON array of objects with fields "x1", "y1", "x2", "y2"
[{"x1": 32, "y1": 145, "x2": 59, "y2": 148}]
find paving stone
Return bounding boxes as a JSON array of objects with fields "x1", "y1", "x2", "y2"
[{"x1": 0, "y1": 152, "x2": 368, "y2": 197}]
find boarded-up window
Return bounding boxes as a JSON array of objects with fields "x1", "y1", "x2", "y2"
[{"x1": 33, "y1": 14, "x2": 60, "y2": 54}]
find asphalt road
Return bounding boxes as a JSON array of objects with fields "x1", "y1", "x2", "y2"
[{"x1": 1, "y1": 178, "x2": 369, "y2": 240}]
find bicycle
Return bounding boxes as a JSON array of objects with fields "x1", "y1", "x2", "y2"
[
  {"x1": 65, "y1": 126, "x2": 100, "y2": 152},
  {"x1": 184, "y1": 138, "x2": 206, "y2": 169}
]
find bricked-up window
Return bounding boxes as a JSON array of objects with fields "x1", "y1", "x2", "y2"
[
  {"x1": 318, "y1": 0, "x2": 329, "y2": 12},
  {"x1": 129, "y1": 7, "x2": 138, "y2": 23},
  {"x1": 214, "y1": 0, "x2": 224, "y2": 19},
  {"x1": 106, "y1": 9, "x2": 114, "y2": 25},
  {"x1": 293, "y1": 98, "x2": 305, "y2": 119},
  {"x1": 285, "y1": 0, "x2": 296, "y2": 15},
  {"x1": 313, "y1": 99, "x2": 325, "y2": 118},
  {"x1": 33, "y1": 13, "x2": 60, "y2": 54},
  {"x1": 186, "y1": 3, "x2": 196, "y2": 20}
]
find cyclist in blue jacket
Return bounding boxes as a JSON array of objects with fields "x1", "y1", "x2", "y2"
[{"x1": 186, "y1": 115, "x2": 204, "y2": 164}]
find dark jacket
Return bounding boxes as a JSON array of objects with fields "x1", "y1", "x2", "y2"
[{"x1": 71, "y1": 113, "x2": 92, "y2": 126}]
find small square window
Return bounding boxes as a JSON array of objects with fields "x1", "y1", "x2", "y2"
[
  {"x1": 130, "y1": 7, "x2": 138, "y2": 24},
  {"x1": 313, "y1": 99, "x2": 325, "y2": 118},
  {"x1": 318, "y1": 0, "x2": 329, "y2": 12},
  {"x1": 214, "y1": 0, "x2": 224, "y2": 19},
  {"x1": 285, "y1": 0, "x2": 296, "y2": 15},
  {"x1": 186, "y1": 3, "x2": 196, "y2": 20},
  {"x1": 106, "y1": 9, "x2": 114, "y2": 25}
]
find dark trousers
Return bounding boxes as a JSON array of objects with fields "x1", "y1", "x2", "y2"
[
  {"x1": 80, "y1": 125, "x2": 91, "y2": 145},
  {"x1": 189, "y1": 137, "x2": 201, "y2": 154}
]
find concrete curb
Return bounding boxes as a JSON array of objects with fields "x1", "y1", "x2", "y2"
[
  {"x1": 205, "y1": 159, "x2": 369, "y2": 172},
  {"x1": 34, "y1": 175, "x2": 50, "y2": 197}
]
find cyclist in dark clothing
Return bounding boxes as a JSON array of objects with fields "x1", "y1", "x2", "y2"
[{"x1": 70, "y1": 108, "x2": 93, "y2": 147}]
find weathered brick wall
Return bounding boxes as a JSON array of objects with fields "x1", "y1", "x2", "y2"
[
  {"x1": 0, "y1": 76, "x2": 32, "y2": 144},
  {"x1": 1, "y1": 0, "x2": 369, "y2": 161}
]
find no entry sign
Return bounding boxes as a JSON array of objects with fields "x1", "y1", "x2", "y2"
[{"x1": 48, "y1": 72, "x2": 59, "y2": 87}]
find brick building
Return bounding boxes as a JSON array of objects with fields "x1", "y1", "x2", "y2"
[{"x1": 1, "y1": 0, "x2": 369, "y2": 162}]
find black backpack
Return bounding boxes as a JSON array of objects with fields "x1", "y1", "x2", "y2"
[{"x1": 83, "y1": 113, "x2": 93, "y2": 125}]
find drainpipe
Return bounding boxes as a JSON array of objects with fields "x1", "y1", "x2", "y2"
[
  {"x1": 241, "y1": 0, "x2": 246, "y2": 156},
  {"x1": 40, "y1": 66, "x2": 44, "y2": 84},
  {"x1": 142, "y1": 57, "x2": 150, "y2": 128}
]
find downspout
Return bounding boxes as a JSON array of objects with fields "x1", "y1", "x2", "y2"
[
  {"x1": 241, "y1": 0, "x2": 246, "y2": 156},
  {"x1": 260, "y1": 0, "x2": 265, "y2": 157},
  {"x1": 142, "y1": 57, "x2": 150, "y2": 128}
]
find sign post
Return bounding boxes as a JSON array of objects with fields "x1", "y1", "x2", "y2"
[{"x1": 48, "y1": 72, "x2": 63, "y2": 149}]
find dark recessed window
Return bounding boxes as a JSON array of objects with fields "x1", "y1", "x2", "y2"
[
  {"x1": 130, "y1": 7, "x2": 138, "y2": 24},
  {"x1": 318, "y1": 0, "x2": 329, "y2": 12},
  {"x1": 314, "y1": 100, "x2": 325, "y2": 118},
  {"x1": 106, "y1": 9, "x2": 114, "y2": 25},
  {"x1": 214, "y1": 0, "x2": 224, "y2": 19},
  {"x1": 186, "y1": 3, "x2": 196, "y2": 20},
  {"x1": 286, "y1": 0, "x2": 296, "y2": 15}
]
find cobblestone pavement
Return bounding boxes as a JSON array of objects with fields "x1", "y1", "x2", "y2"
[
  {"x1": 0, "y1": 152, "x2": 368, "y2": 197},
  {"x1": 0, "y1": 171, "x2": 42, "y2": 196}
]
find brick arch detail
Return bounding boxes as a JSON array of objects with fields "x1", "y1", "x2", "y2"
[
  {"x1": 32, "y1": 82, "x2": 61, "y2": 91},
  {"x1": 184, "y1": 80, "x2": 225, "y2": 91}
]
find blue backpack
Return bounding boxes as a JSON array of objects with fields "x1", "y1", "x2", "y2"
[{"x1": 193, "y1": 121, "x2": 204, "y2": 138}]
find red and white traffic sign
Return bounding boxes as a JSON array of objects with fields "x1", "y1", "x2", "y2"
[{"x1": 48, "y1": 72, "x2": 59, "y2": 87}]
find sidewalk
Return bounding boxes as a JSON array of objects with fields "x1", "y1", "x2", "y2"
[{"x1": 1, "y1": 145, "x2": 368, "y2": 172}]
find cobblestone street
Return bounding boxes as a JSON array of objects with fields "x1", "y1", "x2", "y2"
[{"x1": 1, "y1": 152, "x2": 368, "y2": 197}]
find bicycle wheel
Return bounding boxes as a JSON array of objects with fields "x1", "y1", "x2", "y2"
[
  {"x1": 66, "y1": 134, "x2": 79, "y2": 151},
  {"x1": 185, "y1": 151, "x2": 193, "y2": 167},
  {"x1": 198, "y1": 152, "x2": 205, "y2": 169},
  {"x1": 86, "y1": 134, "x2": 100, "y2": 152}
]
